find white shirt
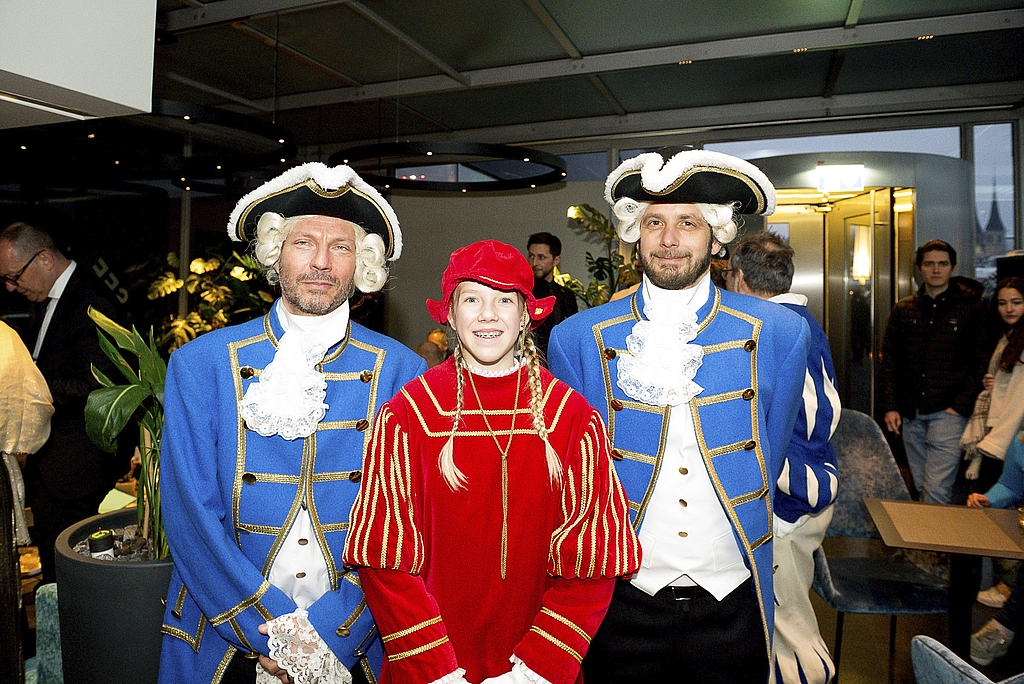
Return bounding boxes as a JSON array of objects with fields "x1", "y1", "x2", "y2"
[
  {"x1": 267, "y1": 299, "x2": 349, "y2": 609},
  {"x1": 33, "y1": 260, "x2": 76, "y2": 360},
  {"x1": 630, "y1": 274, "x2": 751, "y2": 599}
]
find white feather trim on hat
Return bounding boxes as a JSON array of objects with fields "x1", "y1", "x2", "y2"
[
  {"x1": 226, "y1": 162, "x2": 403, "y2": 261},
  {"x1": 605, "y1": 149, "x2": 777, "y2": 216}
]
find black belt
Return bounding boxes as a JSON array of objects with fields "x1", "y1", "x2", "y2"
[{"x1": 661, "y1": 584, "x2": 713, "y2": 601}]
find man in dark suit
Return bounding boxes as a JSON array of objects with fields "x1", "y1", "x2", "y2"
[
  {"x1": 527, "y1": 231, "x2": 578, "y2": 360},
  {"x1": 0, "y1": 221, "x2": 120, "y2": 583}
]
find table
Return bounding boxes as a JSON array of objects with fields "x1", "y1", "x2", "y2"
[{"x1": 864, "y1": 498, "x2": 1024, "y2": 658}]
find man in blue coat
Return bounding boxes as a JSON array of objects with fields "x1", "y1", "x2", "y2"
[
  {"x1": 158, "y1": 163, "x2": 426, "y2": 684},
  {"x1": 727, "y1": 230, "x2": 842, "y2": 684},
  {"x1": 548, "y1": 148, "x2": 810, "y2": 684}
]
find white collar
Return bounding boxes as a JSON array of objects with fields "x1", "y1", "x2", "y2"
[
  {"x1": 768, "y1": 292, "x2": 808, "y2": 306},
  {"x1": 47, "y1": 260, "x2": 76, "y2": 300},
  {"x1": 275, "y1": 298, "x2": 350, "y2": 350},
  {"x1": 641, "y1": 272, "x2": 711, "y2": 323}
]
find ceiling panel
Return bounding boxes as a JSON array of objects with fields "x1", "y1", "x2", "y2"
[
  {"x1": 835, "y1": 29, "x2": 1024, "y2": 94},
  {"x1": 859, "y1": 0, "x2": 1023, "y2": 23},
  {"x1": 543, "y1": 0, "x2": 852, "y2": 55},
  {"x1": 358, "y1": 0, "x2": 569, "y2": 71}
]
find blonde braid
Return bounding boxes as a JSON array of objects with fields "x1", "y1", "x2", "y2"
[
  {"x1": 523, "y1": 329, "x2": 563, "y2": 489},
  {"x1": 439, "y1": 341, "x2": 468, "y2": 491}
]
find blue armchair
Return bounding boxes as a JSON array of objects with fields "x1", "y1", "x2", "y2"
[{"x1": 912, "y1": 635, "x2": 1024, "y2": 684}]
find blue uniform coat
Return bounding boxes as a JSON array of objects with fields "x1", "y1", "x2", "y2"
[
  {"x1": 158, "y1": 306, "x2": 425, "y2": 683},
  {"x1": 548, "y1": 285, "x2": 809, "y2": 657}
]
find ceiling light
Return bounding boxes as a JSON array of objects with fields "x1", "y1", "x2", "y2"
[
  {"x1": 183, "y1": 115, "x2": 190, "y2": 120},
  {"x1": 917, "y1": 35, "x2": 933, "y2": 40},
  {"x1": 280, "y1": 158, "x2": 286, "y2": 162},
  {"x1": 894, "y1": 203, "x2": 914, "y2": 212},
  {"x1": 216, "y1": 165, "x2": 222, "y2": 170},
  {"x1": 20, "y1": 145, "x2": 26, "y2": 150},
  {"x1": 793, "y1": 47, "x2": 808, "y2": 53},
  {"x1": 87, "y1": 133, "x2": 95, "y2": 139},
  {"x1": 278, "y1": 138, "x2": 285, "y2": 144},
  {"x1": 678, "y1": 60, "x2": 692, "y2": 65},
  {"x1": 114, "y1": 160, "x2": 119, "y2": 165},
  {"x1": 331, "y1": 141, "x2": 567, "y2": 193}
]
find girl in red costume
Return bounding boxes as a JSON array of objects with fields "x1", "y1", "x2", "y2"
[{"x1": 344, "y1": 240, "x2": 639, "y2": 684}]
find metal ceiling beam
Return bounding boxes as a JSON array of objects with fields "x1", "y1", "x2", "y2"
[
  {"x1": 310, "y1": 81, "x2": 1023, "y2": 150},
  {"x1": 163, "y1": 72, "x2": 273, "y2": 111},
  {"x1": 254, "y1": 9, "x2": 1024, "y2": 111},
  {"x1": 845, "y1": 0, "x2": 865, "y2": 28},
  {"x1": 229, "y1": 22, "x2": 362, "y2": 87},
  {"x1": 162, "y1": 0, "x2": 347, "y2": 32},
  {"x1": 344, "y1": 2, "x2": 468, "y2": 86}
]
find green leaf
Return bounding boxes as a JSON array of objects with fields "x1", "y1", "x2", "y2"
[
  {"x1": 97, "y1": 328, "x2": 141, "y2": 385},
  {"x1": 91, "y1": 363, "x2": 116, "y2": 388},
  {"x1": 85, "y1": 384, "x2": 153, "y2": 453},
  {"x1": 88, "y1": 307, "x2": 134, "y2": 350}
]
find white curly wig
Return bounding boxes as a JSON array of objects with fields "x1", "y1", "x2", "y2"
[
  {"x1": 611, "y1": 198, "x2": 739, "y2": 246},
  {"x1": 254, "y1": 213, "x2": 388, "y2": 292}
]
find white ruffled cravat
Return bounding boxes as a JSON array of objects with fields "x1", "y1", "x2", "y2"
[
  {"x1": 238, "y1": 300, "x2": 349, "y2": 440},
  {"x1": 616, "y1": 274, "x2": 711, "y2": 407}
]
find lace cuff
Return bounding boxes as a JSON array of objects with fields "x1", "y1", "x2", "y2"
[
  {"x1": 428, "y1": 668, "x2": 469, "y2": 684},
  {"x1": 257, "y1": 609, "x2": 352, "y2": 684}
]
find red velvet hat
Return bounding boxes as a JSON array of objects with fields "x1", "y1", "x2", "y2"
[{"x1": 427, "y1": 240, "x2": 556, "y2": 329}]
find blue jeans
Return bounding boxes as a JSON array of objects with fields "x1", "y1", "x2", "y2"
[{"x1": 903, "y1": 409, "x2": 968, "y2": 504}]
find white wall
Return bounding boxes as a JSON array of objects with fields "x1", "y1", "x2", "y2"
[
  {"x1": 385, "y1": 180, "x2": 608, "y2": 349},
  {"x1": 0, "y1": 1, "x2": 156, "y2": 122}
]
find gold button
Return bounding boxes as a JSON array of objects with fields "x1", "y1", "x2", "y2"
[
  {"x1": 744, "y1": 440, "x2": 756, "y2": 451},
  {"x1": 744, "y1": 339, "x2": 756, "y2": 352},
  {"x1": 295, "y1": 572, "x2": 306, "y2": 579},
  {"x1": 355, "y1": 419, "x2": 370, "y2": 431},
  {"x1": 773, "y1": 565, "x2": 779, "y2": 573},
  {"x1": 679, "y1": 467, "x2": 688, "y2": 475},
  {"x1": 604, "y1": 348, "x2": 617, "y2": 360},
  {"x1": 742, "y1": 388, "x2": 755, "y2": 401},
  {"x1": 171, "y1": 608, "x2": 182, "y2": 620},
  {"x1": 243, "y1": 651, "x2": 260, "y2": 659},
  {"x1": 611, "y1": 450, "x2": 623, "y2": 461},
  {"x1": 349, "y1": 471, "x2": 362, "y2": 483},
  {"x1": 298, "y1": 538, "x2": 308, "y2": 546},
  {"x1": 336, "y1": 627, "x2": 351, "y2": 637},
  {"x1": 678, "y1": 499, "x2": 687, "y2": 507},
  {"x1": 678, "y1": 531, "x2": 688, "y2": 538},
  {"x1": 610, "y1": 399, "x2": 624, "y2": 411},
  {"x1": 239, "y1": 366, "x2": 255, "y2": 379},
  {"x1": 242, "y1": 472, "x2": 257, "y2": 485},
  {"x1": 360, "y1": 370, "x2": 373, "y2": 383}
]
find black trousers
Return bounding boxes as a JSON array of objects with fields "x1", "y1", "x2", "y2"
[
  {"x1": 222, "y1": 651, "x2": 373, "y2": 684},
  {"x1": 582, "y1": 579, "x2": 769, "y2": 684}
]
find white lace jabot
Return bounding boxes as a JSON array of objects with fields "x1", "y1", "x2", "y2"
[
  {"x1": 615, "y1": 274, "x2": 710, "y2": 407},
  {"x1": 238, "y1": 301, "x2": 350, "y2": 440}
]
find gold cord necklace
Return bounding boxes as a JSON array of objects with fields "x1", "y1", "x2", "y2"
[{"x1": 467, "y1": 365, "x2": 522, "y2": 580}]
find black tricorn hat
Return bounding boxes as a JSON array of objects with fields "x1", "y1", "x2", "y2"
[
  {"x1": 605, "y1": 147, "x2": 776, "y2": 216},
  {"x1": 227, "y1": 163, "x2": 402, "y2": 260}
]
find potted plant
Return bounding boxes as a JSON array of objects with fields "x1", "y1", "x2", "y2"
[
  {"x1": 561, "y1": 203, "x2": 640, "y2": 307},
  {"x1": 53, "y1": 308, "x2": 173, "y2": 684}
]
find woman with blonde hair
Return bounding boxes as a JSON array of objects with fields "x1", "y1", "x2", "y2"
[{"x1": 344, "y1": 240, "x2": 639, "y2": 684}]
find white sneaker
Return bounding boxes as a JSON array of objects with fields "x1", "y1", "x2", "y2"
[
  {"x1": 978, "y1": 583, "x2": 1012, "y2": 609},
  {"x1": 972, "y1": 620, "x2": 1015, "y2": 666}
]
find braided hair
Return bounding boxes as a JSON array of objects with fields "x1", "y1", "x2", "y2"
[{"x1": 438, "y1": 297, "x2": 563, "y2": 491}]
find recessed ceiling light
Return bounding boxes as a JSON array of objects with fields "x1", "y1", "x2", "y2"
[
  {"x1": 20, "y1": 145, "x2": 26, "y2": 150},
  {"x1": 917, "y1": 35, "x2": 934, "y2": 40},
  {"x1": 278, "y1": 138, "x2": 285, "y2": 144},
  {"x1": 426, "y1": 151, "x2": 433, "y2": 156},
  {"x1": 183, "y1": 115, "x2": 190, "y2": 120},
  {"x1": 678, "y1": 60, "x2": 692, "y2": 65},
  {"x1": 793, "y1": 47, "x2": 808, "y2": 53},
  {"x1": 87, "y1": 133, "x2": 95, "y2": 139}
]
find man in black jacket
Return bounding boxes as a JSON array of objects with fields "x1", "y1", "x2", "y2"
[
  {"x1": 879, "y1": 240, "x2": 984, "y2": 504},
  {"x1": 0, "y1": 221, "x2": 120, "y2": 582},
  {"x1": 527, "y1": 231, "x2": 578, "y2": 359}
]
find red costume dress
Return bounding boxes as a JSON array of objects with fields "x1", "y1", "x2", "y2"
[{"x1": 344, "y1": 358, "x2": 639, "y2": 684}]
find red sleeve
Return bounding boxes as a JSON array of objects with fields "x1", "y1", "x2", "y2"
[
  {"x1": 358, "y1": 568, "x2": 459, "y2": 683},
  {"x1": 513, "y1": 577, "x2": 616, "y2": 684},
  {"x1": 344, "y1": 402, "x2": 424, "y2": 573},
  {"x1": 549, "y1": 408, "x2": 640, "y2": 579}
]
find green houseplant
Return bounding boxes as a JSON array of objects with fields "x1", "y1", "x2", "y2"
[
  {"x1": 561, "y1": 203, "x2": 640, "y2": 307},
  {"x1": 83, "y1": 306, "x2": 168, "y2": 559}
]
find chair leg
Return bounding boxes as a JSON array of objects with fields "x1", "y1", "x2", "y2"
[
  {"x1": 888, "y1": 614, "x2": 897, "y2": 684},
  {"x1": 833, "y1": 611, "x2": 845, "y2": 684}
]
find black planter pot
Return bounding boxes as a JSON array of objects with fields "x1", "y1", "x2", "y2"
[{"x1": 55, "y1": 509, "x2": 174, "y2": 684}]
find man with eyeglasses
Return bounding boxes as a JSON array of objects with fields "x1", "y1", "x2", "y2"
[{"x1": 0, "y1": 221, "x2": 120, "y2": 583}]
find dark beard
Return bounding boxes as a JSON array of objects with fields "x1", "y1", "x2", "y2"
[
  {"x1": 278, "y1": 270, "x2": 355, "y2": 315},
  {"x1": 639, "y1": 236, "x2": 714, "y2": 291}
]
